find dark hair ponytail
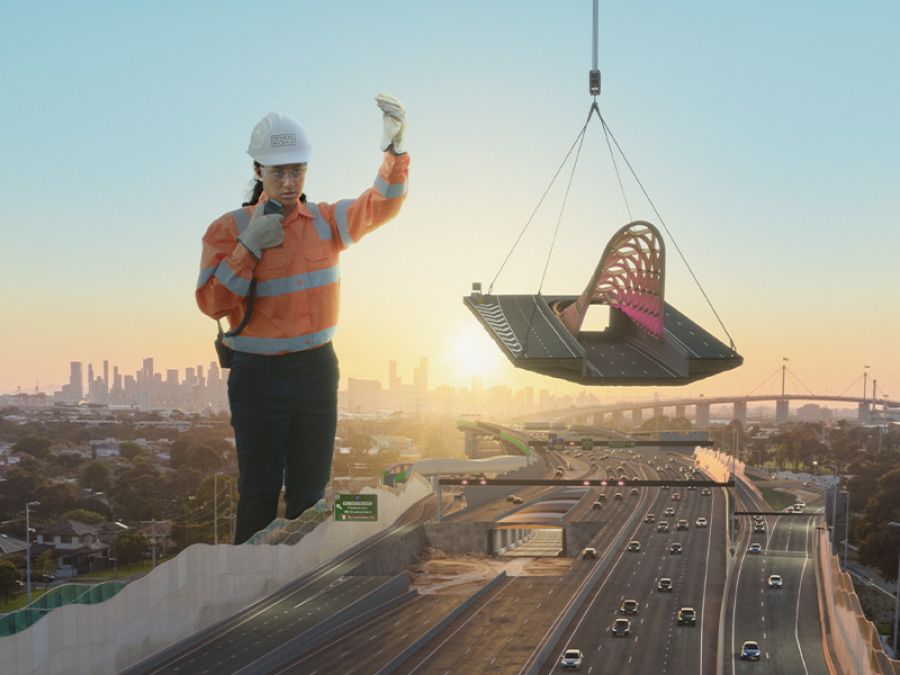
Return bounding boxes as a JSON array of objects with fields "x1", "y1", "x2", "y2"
[{"x1": 242, "y1": 162, "x2": 264, "y2": 207}]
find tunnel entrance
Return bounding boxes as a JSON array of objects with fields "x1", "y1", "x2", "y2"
[{"x1": 492, "y1": 525, "x2": 564, "y2": 557}]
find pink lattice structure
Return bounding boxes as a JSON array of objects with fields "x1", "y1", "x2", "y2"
[{"x1": 559, "y1": 220, "x2": 665, "y2": 339}]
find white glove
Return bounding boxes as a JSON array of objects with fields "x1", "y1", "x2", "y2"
[
  {"x1": 376, "y1": 93, "x2": 406, "y2": 154},
  {"x1": 237, "y1": 202, "x2": 284, "y2": 259}
]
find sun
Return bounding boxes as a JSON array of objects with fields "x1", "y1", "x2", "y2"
[{"x1": 451, "y1": 322, "x2": 503, "y2": 382}]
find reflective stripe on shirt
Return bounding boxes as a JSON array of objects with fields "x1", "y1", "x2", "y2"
[
  {"x1": 335, "y1": 199, "x2": 354, "y2": 248},
  {"x1": 256, "y1": 265, "x2": 340, "y2": 297},
  {"x1": 306, "y1": 203, "x2": 333, "y2": 240},
  {"x1": 374, "y1": 175, "x2": 407, "y2": 199},
  {"x1": 224, "y1": 325, "x2": 337, "y2": 353},
  {"x1": 214, "y1": 260, "x2": 252, "y2": 297}
]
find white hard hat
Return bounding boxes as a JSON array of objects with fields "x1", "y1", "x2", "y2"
[{"x1": 247, "y1": 112, "x2": 312, "y2": 165}]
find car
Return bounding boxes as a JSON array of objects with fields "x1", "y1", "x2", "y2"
[
  {"x1": 657, "y1": 521, "x2": 670, "y2": 533},
  {"x1": 687, "y1": 484, "x2": 696, "y2": 491},
  {"x1": 753, "y1": 522, "x2": 766, "y2": 533},
  {"x1": 632, "y1": 476, "x2": 640, "y2": 482},
  {"x1": 672, "y1": 493, "x2": 681, "y2": 501},
  {"x1": 617, "y1": 466, "x2": 626, "y2": 474},
  {"x1": 561, "y1": 648, "x2": 584, "y2": 669},
  {"x1": 767, "y1": 574, "x2": 783, "y2": 589},
  {"x1": 611, "y1": 618, "x2": 631, "y2": 636},
  {"x1": 664, "y1": 507, "x2": 675, "y2": 516},
  {"x1": 701, "y1": 488, "x2": 711, "y2": 496},
  {"x1": 506, "y1": 495, "x2": 524, "y2": 504},
  {"x1": 676, "y1": 519, "x2": 689, "y2": 531},
  {"x1": 669, "y1": 542, "x2": 684, "y2": 554},
  {"x1": 592, "y1": 500, "x2": 603, "y2": 510},
  {"x1": 661, "y1": 484, "x2": 670, "y2": 490},
  {"x1": 657, "y1": 577, "x2": 673, "y2": 592},
  {"x1": 627, "y1": 540, "x2": 641, "y2": 552},
  {"x1": 620, "y1": 599, "x2": 639, "y2": 615},
  {"x1": 630, "y1": 488, "x2": 639, "y2": 496},
  {"x1": 741, "y1": 640, "x2": 761, "y2": 660},
  {"x1": 802, "y1": 481, "x2": 811, "y2": 488},
  {"x1": 34, "y1": 573, "x2": 56, "y2": 583},
  {"x1": 645, "y1": 513, "x2": 656, "y2": 523},
  {"x1": 582, "y1": 547, "x2": 598, "y2": 559},
  {"x1": 696, "y1": 517, "x2": 708, "y2": 528},
  {"x1": 677, "y1": 607, "x2": 697, "y2": 626},
  {"x1": 614, "y1": 492, "x2": 624, "y2": 500},
  {"x1": 748, "y1": 543, "x2": 762, "y2": 554},
  {"x1": 597, "y1": 493, "x2": 607, "y2": 502},
  {"x1": 555, "y1": 468, "x2": 565, "y2": 476},
  {"x1": 793, "y1": 502, "x2": 805, "y2": 512}
]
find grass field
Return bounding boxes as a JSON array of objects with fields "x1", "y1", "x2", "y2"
[{"x1": 760, "y1": 487, "x2": 798, "y2": 511}]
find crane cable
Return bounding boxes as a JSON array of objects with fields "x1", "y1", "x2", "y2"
[{"x1": 487, "y1": 1, "x2": 737, "y2": 352}]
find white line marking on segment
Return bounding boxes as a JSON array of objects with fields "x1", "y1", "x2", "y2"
[{"x1": 793, "y1": 517, "x2": 813, "y2": 675}]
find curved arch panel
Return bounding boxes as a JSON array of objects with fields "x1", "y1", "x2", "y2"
[{"x1": 559, "y1": 220, "x2": 665, "y2": 338}]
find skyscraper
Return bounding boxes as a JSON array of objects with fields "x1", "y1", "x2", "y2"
[
  {"x1": 69, "y1": 362, "x2": 83, "y2": 401},
  {"x1": 388, "y1": 360, "x2": 399, "y2": 390},
  {"x1": 413, "y1": 357, "x2": 428, "y2": 393}
]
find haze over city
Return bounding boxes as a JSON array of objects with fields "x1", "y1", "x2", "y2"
[{"x1": 2, "y1": 1, "x2": 898, "y2": 401}]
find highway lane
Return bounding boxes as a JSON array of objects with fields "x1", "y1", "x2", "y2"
[
  {"x1": 542, "y1": 460, "x2": 725, "y2": 674},
  {"x1": 729, "y1": 479, "x2": 829, "y2": 675},
  {"x1": 392, "y1": 458, "x2": 652, "y2": 673},
  {"x1": 274, "y1": 593, "x2": 465, "y2": 674}
]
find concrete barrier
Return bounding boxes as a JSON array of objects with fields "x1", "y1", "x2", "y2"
[
  {"x1": 818, "y1": 529, "x2": 900, "y2": 675},
  {"x1": 0, "y1": 474, "x2": 433, "y2": 675}
]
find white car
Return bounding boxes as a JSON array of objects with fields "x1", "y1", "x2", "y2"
[
  {"x1": 696, "y1": 517, "x2": 708, "y2": 528},
  {"x1": 767, "y1": 574, "x2": 783, "y2": 589},
  {"x1": 748, "y1": 543, "x2": 762, "y2": 554},
  {"x1": 561, "y1": 648, "x2": 584, "y2": 669}
]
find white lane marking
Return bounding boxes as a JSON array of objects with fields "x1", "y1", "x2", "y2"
[
  {"x1": 793, "y1": 517, "x2": 813, "y2": 675},
  {"x1": 698, "y1": 480, "x2": 717, "y2": 675}
]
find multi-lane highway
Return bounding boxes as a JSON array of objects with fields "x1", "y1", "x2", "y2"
[
  {"x1": 727, "y1": 478, "x2": 829, "y2": 674},
  {"x1": 540, "y1": 455, "x2": 726, "y2": 674},
  {"x1": 127, "y1": 445, "x2": 836, "y2": 675}
]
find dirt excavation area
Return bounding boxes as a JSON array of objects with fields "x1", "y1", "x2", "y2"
[{"x1": 409, "y1": 548, "x2": 573, "y2": 595}]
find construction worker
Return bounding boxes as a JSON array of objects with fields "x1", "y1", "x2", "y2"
[{"x1": 196, "y1": 94, "x2": 409, "y2": 544}]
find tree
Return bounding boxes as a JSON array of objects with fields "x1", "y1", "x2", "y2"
[
  {"x1": 118, "y1": 442, "x2": 148, "y2": 462},
  {"x1": 35, "y1": 549, "x2": 56, "y2": 584},
  {"x1": 109, "y1": 464, "x2": 166, "y2": 522},
  {"x1": 0, "y1": 559, "x2": 20, "y2": 602},
  {"x1": 60, "y1": 509, "x2": 105, "y2": 524},
  {"x1": 12, "y1": 435, "x2": 52, "y2": 460},
  {"x1": 80, "y1": 461, "x2": 111, "y2": 493},
  {"x1": 112, "y1": 529, "x2": 149, "y2": 566},
  {"x1": 854, "y1": 466, "x2": 900, "y2": 580}
]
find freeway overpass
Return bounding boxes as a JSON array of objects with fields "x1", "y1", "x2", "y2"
[{"x1": 515, "y1": 393, "x2": 900, "y2": 427}]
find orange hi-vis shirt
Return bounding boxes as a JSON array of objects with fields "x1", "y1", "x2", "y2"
[{"x1": 196, "y1": 152, "x2": 409, "y2": 354}]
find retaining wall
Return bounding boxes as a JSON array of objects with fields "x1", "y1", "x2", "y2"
[
  {"x1": 0, "y1": 474, "x2": 433, "y2": 675},
  {"x1": 818, "y1": 529, "x2": 900, "y2": 675}
]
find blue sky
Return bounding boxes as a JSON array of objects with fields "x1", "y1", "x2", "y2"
[{"x1": 2, "y1": 1, "x2": 898, "y2": 401}]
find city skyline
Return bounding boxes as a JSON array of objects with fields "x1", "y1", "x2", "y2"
[{"x1": 2, "y1": 3, "x2": 898, "y2": 407}]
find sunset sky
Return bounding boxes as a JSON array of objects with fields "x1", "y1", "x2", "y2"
[{"x1": 2, "y1": 1, "x2": 898, "y2": 404}]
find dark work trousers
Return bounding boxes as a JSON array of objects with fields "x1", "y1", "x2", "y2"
[{"x1": 228, "y1": 343, "x2": 339, "y2": 544}]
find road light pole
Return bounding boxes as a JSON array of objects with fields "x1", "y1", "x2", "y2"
[
  {"x1": 25, "y1": 500, "x2": 40, "y2": 604},
  {"x1": 213, "y1": 473, "x2": 218, "y2": 547},
  {"x1": 890, "y1": 522, "x2": 900, "y2": 658}
]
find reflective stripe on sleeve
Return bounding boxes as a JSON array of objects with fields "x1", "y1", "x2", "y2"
[
  {"x1": 223, "y1": 325, "x2": 337, "y2": 353},
  {"x1": 256, "y1": 265, "x2": 340, "y2": 297},
  {"x1": 214, "y1": 260, "x2": 251, "y2": 297},
  {"x1": 306, "y1": 203, "x2": 332, "y2": 240},
  {"x1": 196, "y1": 266, "x2": 216, "y2": 289},
  {"x1": 374, "y1": 175, "x2": 407, "y2": 199},
  {"x1": 229, "y1": 207, "x2": 251, "y2": 234},
  {"x1": 334, "y1": 199, "x2": 354, "y2": 248}
]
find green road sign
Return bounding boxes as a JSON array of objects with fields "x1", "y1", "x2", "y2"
[
  {"x1": 607, "y1": 441, "x2": 636, "y2": 448},
  {"x1": 334, "y1": 493, "x2": 378, "y2": 522}
]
